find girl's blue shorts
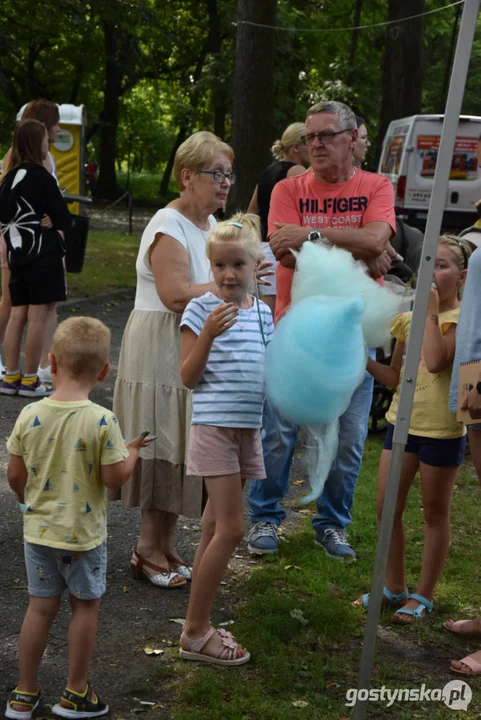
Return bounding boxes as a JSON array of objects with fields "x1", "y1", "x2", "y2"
[{"x1": 383, "y1": 423, "x2": 466, "y2": 467}]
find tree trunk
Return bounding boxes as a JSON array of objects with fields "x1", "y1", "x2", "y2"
[
  {"x1": 159, "y1": 124, "x2": 188, "y2": 199},
  {"x1": 229, "y1": 0, "x2": 277, "y2": 211},
  {"x1": 214, "y1": 98, "x2": 227, "y2": 139},
  {"x1": 376, "y1": 0, "x2": 426, "y2": 162},
  {"x1": 205, "y1": 0, "x2": 226, "y2": 139},
  {"x1": 95, "y1": 21, "x2": 121, "y2": 200},
  {"x1": 347, "y1": 0, "x2": 364, "y2": 82}
]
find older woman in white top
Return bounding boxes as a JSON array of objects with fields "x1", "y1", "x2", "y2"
[{"x1": 113, "y1": 132, "x2": 236, "y2": 588}]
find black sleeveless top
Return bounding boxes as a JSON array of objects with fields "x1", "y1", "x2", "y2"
[{"x1": 257, "y1": 161, "x2": 295, "y2": 241}]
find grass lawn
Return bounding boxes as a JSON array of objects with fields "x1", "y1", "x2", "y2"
[
  {"x1": 117, "y1": 170, "x2": 177, "y2": 203},
  {"x1": 66, "y1": 230, "x2": 140, "y2": 297},
  {"x1": 0, "y1": 230, "x2": 140, "y2": 298},
  {"x1": 157, "y1": 435, "x2": 481, "y2": 719}
]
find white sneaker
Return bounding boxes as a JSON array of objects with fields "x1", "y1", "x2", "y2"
[
  {"x1": 37, "y1": 365, "x2": 53, "y2": 384},
  {"x1": 0, "y1": 357, "x2": 5, "y2": 376},
  {"x1": 18, "y1": 377, "x2": 54, "y2": 397}
]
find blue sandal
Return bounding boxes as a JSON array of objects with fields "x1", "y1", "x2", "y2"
[
  {"x1": 354, "y1": 586, "x2": 408, "y2": 609},
  {"x1": 392, "y1": 592, "x2": 433, "y2": 623}
]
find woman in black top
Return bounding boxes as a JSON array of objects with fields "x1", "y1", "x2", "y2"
[
  {"x1": 0, "y1": 119, "x2": 71, "y2": 398},
  {"x1": 248, "y1": 122, "x2": 309, "y2": 314}
]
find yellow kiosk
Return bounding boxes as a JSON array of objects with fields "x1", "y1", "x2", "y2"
[{"x1": 17, "y1": 103, "x2": 86, "y2": 216}]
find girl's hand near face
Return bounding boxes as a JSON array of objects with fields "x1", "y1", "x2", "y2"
[
  {"x1": 203, "y1": 303, "x2": 238, "y2": 338},
  {"x1": 427, "y1": 283, "x2": 439, "y2": 318}
]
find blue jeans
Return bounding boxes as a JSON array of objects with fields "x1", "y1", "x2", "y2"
[{"x1": 249, "y1": 362, "x2": 374, "y2": 531}]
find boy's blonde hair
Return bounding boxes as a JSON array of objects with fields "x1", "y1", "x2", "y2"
[
  {"x1": 52, "y1": 317, "x2": 111, "y2": 378},
  {"x1": 206, "y1": 212, "x2": 262, "y2": 262},
  {"x1": 174, "y1": 131, "x2": 234, "y2": 191}
]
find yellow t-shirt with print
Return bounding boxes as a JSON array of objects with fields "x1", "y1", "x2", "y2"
[
  {"x1": 385, "y1": 308, "x2": 464, "y2": 438},
  {"x1": 7, "y1": 399, "x2": 128, "y2": 551}
]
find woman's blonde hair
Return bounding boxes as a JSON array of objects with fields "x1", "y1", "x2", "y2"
[
  {"x1": 173, "y1": 131, "x2": 234, "y2": 190},
  {"x1": 438, "y1": 234, "x2": 473, "y2": 297},
  {"x1": 271, "y1": 122, "x2": 306, "y2": 160},
  {"x1": 206, "y1": 212, "x2": 262, "y2": 262}
]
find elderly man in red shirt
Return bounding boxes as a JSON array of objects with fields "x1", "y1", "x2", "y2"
[{"x1": 248, "y1": 100, "x2": 396, "y2": 561}]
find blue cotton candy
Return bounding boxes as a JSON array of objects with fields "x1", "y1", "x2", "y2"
[
  {"x1": 301, "y1": 421, "x2": 340, "y2": 504},
  {"x1": 291, "y1": 242, "x2": 402, "y2": 349},
  {"x1": 265, "y1": 295, "x2": 366, "y2": 426}
]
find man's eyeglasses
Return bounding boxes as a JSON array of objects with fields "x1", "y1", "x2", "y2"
[
  {"x1": 200, "y1": 170, "x2": 236, "y2": 185},
  {"x1": 305, "y1": 129, "x2": 352, "y2": 146}
]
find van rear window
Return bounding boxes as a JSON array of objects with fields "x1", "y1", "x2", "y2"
[
  {"x1": 380, "y1": 135, "x2": 406, "y2": 174},
  {"x1": 417, "y1": 136, "x2": 478, "y2": 180}
]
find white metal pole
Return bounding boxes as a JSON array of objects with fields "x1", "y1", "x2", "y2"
[{"x1": 353, "y1": 1, "x2": 480, "y2": 717}]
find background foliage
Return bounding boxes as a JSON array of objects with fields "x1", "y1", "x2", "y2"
[{"x1": 0, "y1": 0, "x2": 479, "y2": 201}]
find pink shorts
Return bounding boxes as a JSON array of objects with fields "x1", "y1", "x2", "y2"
[
  {"x1": 187, "y1": 425, "x2": 266, "y2": 479},
  {"x1": 0, "y1": 235, "x2": 7, "y2": 269}
]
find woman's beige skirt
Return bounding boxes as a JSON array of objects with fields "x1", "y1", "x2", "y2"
[{"x1": 111, "y1": 309, "x2": 202, "y2": 517}]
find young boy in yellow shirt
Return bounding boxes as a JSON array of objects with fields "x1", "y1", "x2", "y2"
[{"x1": 5, "y1": 316, "x2": 154, "y2": 720}]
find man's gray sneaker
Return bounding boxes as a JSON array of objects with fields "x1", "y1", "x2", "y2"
[
  {"x1": 314, "y1": 527, "x2": 356, "y2": 561},
  {"x1": 247, "y1": 522, "x2": 279, "y2": 555}
]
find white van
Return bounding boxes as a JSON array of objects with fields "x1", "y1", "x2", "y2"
[{"x1": 378, "y1": 114, "x2": 481, "y2": 231}]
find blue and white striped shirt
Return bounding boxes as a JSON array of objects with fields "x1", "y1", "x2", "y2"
[{"x1": 181, "y1": 292, "x2": 274, "y2": 428}]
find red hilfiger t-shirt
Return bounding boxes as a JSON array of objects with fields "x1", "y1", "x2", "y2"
[{"x1": 267, "y1": 168, "x2": 396, "y2": 324}]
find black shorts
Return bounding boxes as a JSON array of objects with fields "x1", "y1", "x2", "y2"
[
  {"x1": 9, "y1": 255, "x2": 66, "y2": 307},
  {"x1": 383, "y1": 423, "x2": 466, "y2": 467}
]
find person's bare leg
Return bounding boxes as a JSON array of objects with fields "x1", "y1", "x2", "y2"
[
  {"x1": 446, "y1": 428, "x2": 481, "y2": 639},
  {"x1": 158, "y1": 510, "x2": 186, "y2": 566},
  {"x1": 469, "y1": 427, "x2": 481, "y2": 482},
  {"x1": 0, "y1": 267, "x2": 12, "y2": 353},
  {"x1": 4, "y1": 305, "x2": 28, "y2": 371},
  {"x1": 380, "y1": 450, "x2": 419, "y2": 595},
  {"x1": 394, "y1": 462, "x2": 457, "y2": 623},
  {"x1": 10, "y1": 595, "x2": 61, "y2": 712},
  {"x1": 64, "y1": 597, "x2": 100, "y2": 695},
  {"x1": 182, "y1": 475, "x2": 246, "y2": 659},
  {"x1": 39, "y1": 304, "x2": 57, "y2": 369},
  {"x1": 24, "y1": 304, "x2": 51, "y2": 374},
  {"x1": 353, "y1": 450, "x2": 418, "y2": 607},
  {"x1": 136, "y1": 509, "x2": 170, "y2": 568},
  {"x1": 189, "y1": 499, "x2": 215, "y2": 585}
]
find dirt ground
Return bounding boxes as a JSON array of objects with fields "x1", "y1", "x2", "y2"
[{"x1": 0, "y1": 292, "x2": 306, "y2": 719}]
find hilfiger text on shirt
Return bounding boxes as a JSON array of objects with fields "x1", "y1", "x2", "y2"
[{"x1": 298, "y1": 196, "x2": 368, "y2": 214}]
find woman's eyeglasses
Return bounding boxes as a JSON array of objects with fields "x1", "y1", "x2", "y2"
[
  {"x1": 305, "y1": 129, "x2": 352, "y2": 146},
  {"x1": 200, "y1": 170, "x2": 236, "y2": 185}
]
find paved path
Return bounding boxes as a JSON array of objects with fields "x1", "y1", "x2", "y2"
[{"x1": 0, "y1": 292, "x2": 305, "y2": 718}]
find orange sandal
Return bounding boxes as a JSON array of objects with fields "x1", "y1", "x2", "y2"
[
  {"x1": 130, "y1": 547, "x2": 186, "y2": 589},
  {"x1": 179, "y1": 627, "x2": 250, "y2": 666}
]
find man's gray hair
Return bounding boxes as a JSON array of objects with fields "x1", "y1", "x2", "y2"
[{"x1": 306, "y1": 101, "x2": 356, "y2": 130}]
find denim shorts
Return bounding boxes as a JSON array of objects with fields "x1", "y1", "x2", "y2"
[
  {"x1": 383, "y1": 423, "x2": 466, "y2": 467},
  {"x1": 24, "y1": 541, "x2": 107, "y2": 599}
]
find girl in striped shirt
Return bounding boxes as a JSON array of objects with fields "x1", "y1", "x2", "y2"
[{"x1": 179, "y1": 212, "x2": 273, "y2": 666}]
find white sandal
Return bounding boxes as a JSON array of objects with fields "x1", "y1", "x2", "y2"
[
  {"x1": 169, "y1": 563, "x2": 192, "y2": 581},
  {"x1": 130, "y1": 547, "x2": 186, "y2": 588}
]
